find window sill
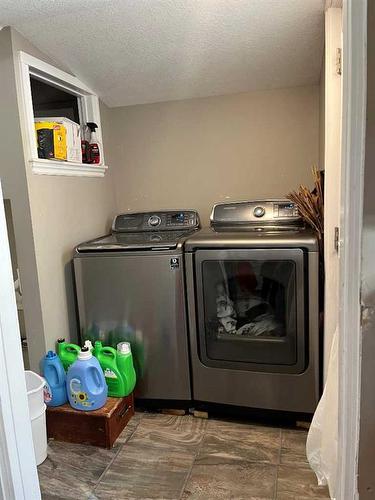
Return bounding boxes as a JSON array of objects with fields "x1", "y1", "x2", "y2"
[{"x1": 30, "y1": 159, "x2": 108, "y2": 177}]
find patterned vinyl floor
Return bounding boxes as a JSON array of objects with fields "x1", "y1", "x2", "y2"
[{"x1": 38, "y1": 412, "x2": 330, "y2": 500}]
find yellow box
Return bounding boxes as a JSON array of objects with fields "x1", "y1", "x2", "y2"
[{"x1": 35, "y1": 121, "x2": 67, "y2": 161}]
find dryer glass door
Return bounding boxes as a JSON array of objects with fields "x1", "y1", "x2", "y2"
[{"x1": 194, "y1": 248, "x2": 306, "y2": 374}]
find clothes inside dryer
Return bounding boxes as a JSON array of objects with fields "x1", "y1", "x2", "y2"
[
  {"x1": 208, "y1": 260, "x2": 296, "y2": 339},
  {"x1": 200, "y1": 257, "x2": 298, "y2": 366}
]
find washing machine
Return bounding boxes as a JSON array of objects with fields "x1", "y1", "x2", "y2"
[
  {"x1": 184, "y1": 200, "x2": 320, "y2": 413},
  {"x1": 73, "y1": 210, "x2": 200, "y2": 402}
]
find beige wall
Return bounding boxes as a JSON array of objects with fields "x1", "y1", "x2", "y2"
[
  {"x1": 0, "y1": 27, "x2": 46, "y2": 370},
  {"x1": 7, "y1": 28, "x2": 117, "y2": 359},
  {"x1": 26, "y1": 168, "x2": 116, "y2": 349},
  {"x1": 110, "y1": 86, "x2": 319, "y2": 225},
  {"x1": 2, "y1": 25, "x2": 320, "y2": 367},
  {"x1": 24, "y1": 99, "x2": 116, "y2": 350}
]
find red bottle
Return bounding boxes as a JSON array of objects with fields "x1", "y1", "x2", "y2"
[{"x1": 86, "y1": 122, "x2": 101, "y2": 164}]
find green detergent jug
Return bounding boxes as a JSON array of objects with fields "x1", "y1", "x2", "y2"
[
  {"x1": 93, "y1": 341, "x2": 136, "y2": 397},
  {"x1": 116, "y1": 342, "x2": 136, "y2": 396},
  {"x1": 57, "y1": 338, "x2": 92, "y2": 371}
]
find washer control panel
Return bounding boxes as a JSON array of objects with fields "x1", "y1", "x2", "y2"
[
  {"x1": 113, "y1": 210, "x2": 200, "y2": 232},
  {"x1": 211, "y1": 200, "x2": 301, "y2": 226}
]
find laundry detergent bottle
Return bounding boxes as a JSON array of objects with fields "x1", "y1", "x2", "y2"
[
  {"x1": 57, "y1": 338, "x2": 80, "y2": 371},
  {"x1": 42, "y1": 351, "x2": 68, "y2": 407},
  {"x1": 93, "y1": 341, "x2": 136, "y2": 397},
  {"x1": 116, "y1": 342, "x2": 136, "y2": 396},
  {"x1": 57, "y1": 338, "x2": 92, "y2": 371},
  {"x1": 66, "y1": 346, "x2": 107, "y2": 411},
  {"x1": 93, "y1": 341, "x2": 124, "y2": 397}
]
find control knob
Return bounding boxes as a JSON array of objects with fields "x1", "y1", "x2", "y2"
[
  {"x1": 253, "y1": 206, "x2": 265, "y2": 218},
  {"x1": 148, "y1": 215, "x2": 161, "y2": 227}
]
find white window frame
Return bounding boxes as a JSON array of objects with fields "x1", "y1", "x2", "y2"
[{"x1": 16, "y1": 51, "x2": 108, "y2": 177}]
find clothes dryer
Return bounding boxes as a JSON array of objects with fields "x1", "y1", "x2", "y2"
[{"x1": 184, "y1": 200, "x2": 319, "y2": 413}]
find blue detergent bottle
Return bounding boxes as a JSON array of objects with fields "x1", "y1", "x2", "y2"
[
  {"x1": 42, "y1": 351, "x2": 68, "y2": 407},
  {"x1": 66, "y1": 346, "x2": 107, "y2": 411}
]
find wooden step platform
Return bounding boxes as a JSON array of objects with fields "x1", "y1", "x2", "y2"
[{"x1": 46, "y1": 393, "x2": 134, "y2": 449}]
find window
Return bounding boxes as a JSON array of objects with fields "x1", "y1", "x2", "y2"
[
  {"x1": 31, "y1": 77, "x2": 80, "y2": 123},
  {"x1": 16, "y1": 51, "x2": 108, "y2": 177}
]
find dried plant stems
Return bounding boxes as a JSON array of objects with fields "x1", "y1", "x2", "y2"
[{"x1": 287, "y1": 166, "x2": 324, "y2": 255}]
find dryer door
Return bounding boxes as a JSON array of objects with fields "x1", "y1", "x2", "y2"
[{"x1": 194, "y1": 248, "x2": 306, "y2": 374}]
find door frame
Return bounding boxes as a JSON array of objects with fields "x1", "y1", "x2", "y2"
[
  {"x1": 0, "y1": 180, "x2": 41, "y2": 500},
  {"x1": 337, "y1": 0, "x2": 367, "y2": 498}
]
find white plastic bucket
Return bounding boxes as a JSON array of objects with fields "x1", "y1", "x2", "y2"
[
  {"x1": 31, "y1": 405, "x2": 48, "y2": 465},
  {"x1": 25, "y1": 371, "x2": 47, "y2": 465},
  {"x1": 25, "y1": 370, "x2": 45, "y2": 419}
]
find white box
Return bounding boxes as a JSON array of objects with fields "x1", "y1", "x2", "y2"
[{"x1": 34, "y1": 117, "x2": 82, "y2": 163}]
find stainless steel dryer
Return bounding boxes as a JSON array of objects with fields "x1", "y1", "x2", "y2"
[
  {"x1": 184, "y1": 200, "x2": 320, "y2": 413},
  {"x1": 73, "y1": 210, "x2": 200, "y2": 402}
]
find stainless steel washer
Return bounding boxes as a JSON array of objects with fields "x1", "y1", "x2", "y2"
[
  {"x1": 184, "y1": 200, "x2": 320, "y2": 413},
  {"x1": 73, "y1": 210, "x2": 200, "y2": 401}
]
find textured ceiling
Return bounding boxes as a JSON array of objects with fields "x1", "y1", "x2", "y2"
[{"x1": 1, "y1": 0, "x2": 325, "y2": 107}]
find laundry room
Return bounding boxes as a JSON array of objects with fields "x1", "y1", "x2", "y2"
[{"x1": 0, "y1": 1, "x2": 349, "y2": 499}]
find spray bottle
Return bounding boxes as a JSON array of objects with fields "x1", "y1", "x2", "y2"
[
  {"x1": 81, "y1": 124, "x2": 90, "y2": 163},
  {"x1": 86, "y1": 122, "x2": 101, "y2": 164}
]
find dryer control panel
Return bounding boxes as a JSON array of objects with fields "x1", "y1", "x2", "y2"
[
  {"x1": 113, "y1": 210, "x2": 200, "y2": 232},
  {"x1": 211, "y1": 200, "x2": 302, "y2": 226}
]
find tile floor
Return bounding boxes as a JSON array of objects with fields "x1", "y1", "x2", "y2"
[{"x1": 38, "y1": 412, "x2": 330, "y2": 500}]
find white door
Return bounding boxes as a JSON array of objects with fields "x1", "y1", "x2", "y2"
[
  {"x1": 336, "y1": 0, "x2": 367, "y2": 498},
  {"x1": 304, "y1": 2, "x2": 365, "y2": 498},
  {"x1": 0, "y1": 180, "x2": 41, "y2": 500},
  {"x1": 324, "y1": 7, "x2": 343, "y2": 380}
]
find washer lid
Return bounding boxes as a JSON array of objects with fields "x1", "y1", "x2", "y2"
[{"x1": 76, "y1": 230, "x2": 193, "y2": 252}]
